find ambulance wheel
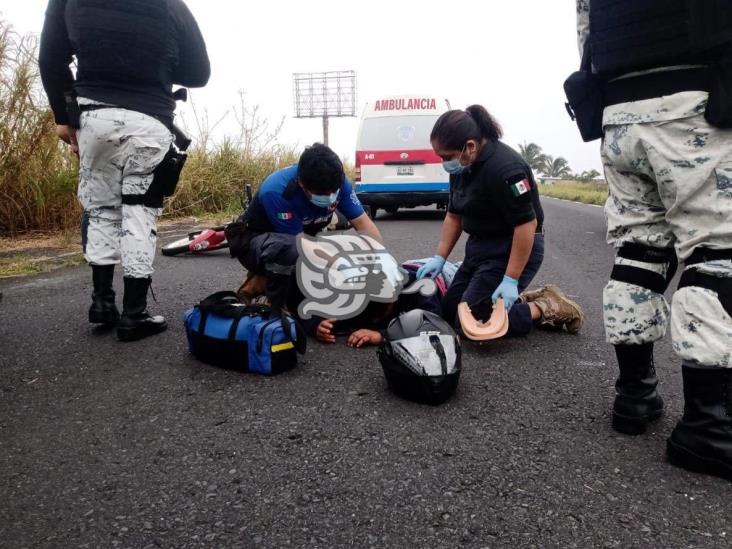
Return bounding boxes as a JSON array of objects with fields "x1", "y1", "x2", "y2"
[{"x1": 368, "y1": 205, "x2": 379, "y2": 219}]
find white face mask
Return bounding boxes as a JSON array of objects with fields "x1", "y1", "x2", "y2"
[
  {"x1": 309, "y1": 189, "x2": 340, "y2": 208},
  {"x1": 442, "y1": 144, "x2": 469, "y2": 175}
]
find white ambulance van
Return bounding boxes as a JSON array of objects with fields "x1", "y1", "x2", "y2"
[{"x1": 354, "y1": 95, "x2": 451, "y2": 218}]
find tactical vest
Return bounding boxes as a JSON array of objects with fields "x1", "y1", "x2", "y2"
[
  {"x1": 590, "y1": 0, "x2": 732, "y2": 76},
  {"x1": 74, "y1": 0, "x2": 171, "y2": 91}
]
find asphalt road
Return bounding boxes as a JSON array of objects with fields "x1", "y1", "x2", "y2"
[{"x1": 1, "y1": 198, "x2": 730, "y2": 549}]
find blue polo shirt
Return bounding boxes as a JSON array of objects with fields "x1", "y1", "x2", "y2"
[{"x1": 244, "y1": 165, "x2": 365, "y2": 235}]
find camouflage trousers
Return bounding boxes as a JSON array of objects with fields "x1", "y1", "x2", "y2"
[
  {"x1": 77, "y1": 107, "x2": 173, "y2": 278},
  {"x1": 602, "y1": 101, "x2": 732, "y2": 367}
]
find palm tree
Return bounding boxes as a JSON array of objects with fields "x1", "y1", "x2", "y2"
[
  {"x1": 518, "y1": 142, "x2": 547, "y2": 172},
  {"x1": 538, "y1": 155, "x2": 572, "y2": 178},
  {"x1": 577, "y1": 169, "x2": 601, "y2": 182}
]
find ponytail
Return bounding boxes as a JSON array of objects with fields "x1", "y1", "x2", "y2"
[
  {"x1": 430, "y1": 104, "x2": 503, "y2": 151},
  {"x1": 465, "y1": 105, "x2": 502, "y2": 142}
]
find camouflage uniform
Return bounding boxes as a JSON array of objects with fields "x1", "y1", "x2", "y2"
[
  {"x1": 77, "y1": 100, "x2": 173, "y2": 279},
  {"x1": 578, "y1": 2, "x2": 732, "y2": 368}
]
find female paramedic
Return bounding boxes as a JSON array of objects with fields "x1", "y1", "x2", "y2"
[{"x1": 417, "y1": 105, "x2": 584, "y2": 336}]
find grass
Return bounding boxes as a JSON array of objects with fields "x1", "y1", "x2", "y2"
[
  {"x1": 0, "y1": 228, "x2": 85, "y2": 277},
  {"x1": 166, "y1": 142, "x2": 299, "y2": 219},
  {"x1": 538, "y1": 180, "x2": 608, "y2": 206},
  {"x1": 0, "y1": 251, "x2": 85, "y2": 278},
  {"x1": 0, "y1": 23, "x2": 81, "y2": 235},
  {"x1": 0, "y1": 20, "x2": 305, "y2": 236}
]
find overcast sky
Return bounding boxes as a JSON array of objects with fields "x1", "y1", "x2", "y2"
[{"x1": 1, "y1": 0, "x2": 603, "y2": 172}]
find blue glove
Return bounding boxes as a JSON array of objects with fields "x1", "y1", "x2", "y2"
[
  {"x1": 492, "y1": 275, "x2": 519, "y2": 310},
  {"x1": 417, "y1": 255, "x2": 446, "y2": 279}
]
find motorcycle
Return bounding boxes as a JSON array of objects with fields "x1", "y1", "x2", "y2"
[
  {"x1": 160, "y1": 224, "x2": 229, "y2": 256},
  {"x1": 161, "y1": 183, "x2": 253, "y2": 257},
  {"x1": 161, "y1": 182, "x2": 353, "y2": 257}
]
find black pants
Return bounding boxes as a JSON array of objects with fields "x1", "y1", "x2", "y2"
[
  {"x1": 443, "y1": 234, "x2": 545, "y2": 337},
  {"x1": 239, "y1": 232, "x2": 300, "y2": 306}
]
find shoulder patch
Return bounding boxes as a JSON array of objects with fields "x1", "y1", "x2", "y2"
[
  {"x1": 509, "y1": 178, "x2": 532, "y2": 197},
  {"x1": 504, "y1": 171, "x2": 532, "y2": 197},
  {"x1": 277, "y1": 212, "x2": 294, "y2": 220}
]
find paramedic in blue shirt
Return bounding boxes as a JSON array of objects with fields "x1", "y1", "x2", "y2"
[{"x1": 227, "y1": 143, "x2": 382, "y2": 308}]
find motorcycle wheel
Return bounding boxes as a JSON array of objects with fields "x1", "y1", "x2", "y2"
[{"x1": 161, "y1": 233, "x2": 199, "y2": 256}]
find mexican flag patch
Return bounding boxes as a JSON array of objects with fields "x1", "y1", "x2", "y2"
[
  {"x1": 277, "y1": 212, "x2": 294, "y2": 220},
  {"x1": 510, "y1": 178, "x2": 531, "y2": 197}
]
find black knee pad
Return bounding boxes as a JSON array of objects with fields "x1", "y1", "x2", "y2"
[
  {"x1": 611, "y1": 243, "x2": 678, "y2": 293},
  {"x1": 679, "y1": 269, "x2": 732, "y2": 318}
]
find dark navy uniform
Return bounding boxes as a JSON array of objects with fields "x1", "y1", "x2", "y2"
[
  {"x1": 442, "y1": 139, "x2": 545, "y2": 335},
  {"x1": 229, "y1": 165, "x2": 365, "y2": 304}
]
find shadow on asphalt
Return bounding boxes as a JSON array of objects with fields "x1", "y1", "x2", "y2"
[{"x1": 373, "y1": 209, "x2": 447, "y2": 222}]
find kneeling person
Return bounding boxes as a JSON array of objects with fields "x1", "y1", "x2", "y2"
[{"x1": 228, "y1": 144, "x2": 382, "y2": 308}]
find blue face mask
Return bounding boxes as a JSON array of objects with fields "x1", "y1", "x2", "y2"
[
  {"x1": 309, "y1": 189, "x2": 339, "y2": 208},
  {"x1": 442, "y1": 144, "x2": 468, "y2": 175}
]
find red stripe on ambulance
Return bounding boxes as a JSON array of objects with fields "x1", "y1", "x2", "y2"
[{"x1": 356, "y1": 149, "x2": 443, "y2": 166}]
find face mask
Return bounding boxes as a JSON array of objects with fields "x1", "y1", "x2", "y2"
[
  {"x1": 442, "y1": 144, "x2": 469, "y2": 175},
  {"x1": 309, "y1": 189, "x2": 339, "y2": 208}
]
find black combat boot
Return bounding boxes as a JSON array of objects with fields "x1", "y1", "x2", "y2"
[
  {"x1": 117, "y1": 277, "x2": 167, "y2": 342},
  {"x1": 612, "y1": 343, "x2": 664, "y2": 435},
  {"x1": 89, "y1": 265, "x2": 120, "y2": 325},
  {"x1": 667, "y1": 364, "x2": 732, "y2": 481}
]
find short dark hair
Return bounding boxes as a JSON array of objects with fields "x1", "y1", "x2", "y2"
[
  {"x1": 297, "y1": 143, "x2": 344, "y2": 194},
  {"x1": 430, "y1": 105, "x2": 503, "y2": 151}
]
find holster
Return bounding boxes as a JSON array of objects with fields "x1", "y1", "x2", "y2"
[
  {"x1": 705, "y1": 51, "x2": 732, "y2": 128},
  {"x1": 64, "y1": 92, "x2": 81, "y2": 130},
  {"x1": 122, "y1": 146, "x2": 187, "y2": 208},
  {"x1": 564, "y1": 41, "x2": 605, "y2": 142}
]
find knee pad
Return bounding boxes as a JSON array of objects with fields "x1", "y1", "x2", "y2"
[
  {"x1": 671, "y1": 268, "x2": 732, "y2": 368},
  {"x1": 603, "y1": 244, "x2": 677, "y2": 346}
]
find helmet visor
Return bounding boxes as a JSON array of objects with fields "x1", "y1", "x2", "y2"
[{"x1": 391, "y1": 334, "x2": 458, "y2": 376}]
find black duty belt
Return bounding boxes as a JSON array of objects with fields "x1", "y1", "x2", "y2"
[
  {"x1": 605, "y1": 67, "x2": 710, "y2": 107},
  {"x1": 686, "y1": 247, "x2": 732, "y2": 266}
]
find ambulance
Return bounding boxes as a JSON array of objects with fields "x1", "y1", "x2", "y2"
[{"x1": 354, "y1": 95, "x2": 451, "y2": 218}]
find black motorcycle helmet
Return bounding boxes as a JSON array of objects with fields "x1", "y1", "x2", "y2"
[{"x1": 377, "y1": 309, "x2": 461, "y2": 405}]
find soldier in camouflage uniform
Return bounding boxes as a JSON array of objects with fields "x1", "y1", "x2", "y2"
[
  {"x1": 40, "y1": 0, "x2": 209, "y2": 341},
  {"x1": 576, "y1": 0, "x2": 732, "y2": 480}
]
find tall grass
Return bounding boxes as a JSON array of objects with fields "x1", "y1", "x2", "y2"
[
  {"x1": 538, "y1": 180, "x2": 608, "y2": 206},
  {"x1": 0, "y1": 19, "x2": 302, "y2": 235},
  {"x1": 167, "y1": 92, "x2": 299, "y2": 217},
  {"x1": 0, "y1": 22, "x2": 79, "y2": 234}
]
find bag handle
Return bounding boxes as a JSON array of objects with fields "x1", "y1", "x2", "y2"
[
  {"x1": 199, "y1": 291, "x2": 263, "y2": 320},
  {"x1": 199, "y1": 291, "x2": 239, "y2": 310},
  {"x1": 278, "y1": 308, "x2": 307, "y2": 355}
]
